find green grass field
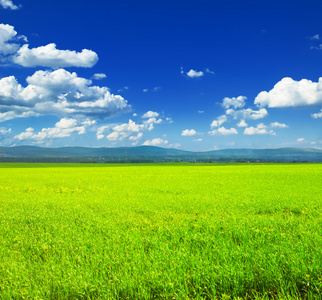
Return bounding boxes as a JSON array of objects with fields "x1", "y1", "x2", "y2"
[{"x1": 0, "y1": 163, "x2": 321, "y2": 299}]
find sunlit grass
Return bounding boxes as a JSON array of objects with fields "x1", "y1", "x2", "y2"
[{"x1": 0, "y1": 163, "x2": 321, "y2": 299}]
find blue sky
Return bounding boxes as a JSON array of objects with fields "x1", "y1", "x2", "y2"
[{"x1": 0, "y1": 0, "x2": 322, "y2": 151}]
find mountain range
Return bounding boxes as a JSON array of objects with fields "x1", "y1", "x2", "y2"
[{"x1": 0, "y1": 146, "x2": 322, "y2": 163}]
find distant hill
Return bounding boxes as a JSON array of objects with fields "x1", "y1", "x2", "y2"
[{"x1": 0, "y1": 146, "x2": 322, "y2": 163}]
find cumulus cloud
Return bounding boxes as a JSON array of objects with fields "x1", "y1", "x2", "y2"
[
  {"x1": 226, "y1": 108, "x2": 268, "y2": 120},
  {"x1": 100, "y1": 114, "x2": 165, "y2": 142},
  {"x1": 271, "y1": 122, "x2": 288, "y2": 128},
  {"x1": 0, "y1": 23, "x2": 98, "y2": 68},
  {"x1": 12, "y1": 43, "x2": 98, "y2": 68},
  {"x1": 209, "y1": 127, "x2": 238, "y2": 136},
  {"x1": 244, "y1": 124, "x2": 275, "y2": 135},
  {"x1": 237, "y1": 120, "x2": 248, "y2": 127},
  {"x1": 186, "y1": 69, "x2": 204, "y2": 78},
  {"x1": 143, "y1": 138, "x2": 168, "y2": 146},
  {"x1": 0, "y1": 69, "x2": 131, "y2": 122},
  {"x1": 210, "y1": 115, "x2": 227, "y2": 128},
  {"x1": 0, "y1": 127, "x2": 12, "y2": 142},
  {"x1": 0, "y1": 0, "x2": 19, "y2": 10},
  {"x1": 181, "y1": 129, "x2": 197, "y2": 136},
  {"x1": 311, "y1": 34, "x2": 320, "y2": 40},
  {"x1": 297, "y1": 138, "x2": 305, "y2": 142},
  {"x1": 92, "y1": 73, "x2": 107, "y2": 80},
  {"x1": 143, "y1": 117, "x2": 162, "y2": 131},
  {"x1": 222, "y1": 96, "x2": 246, "y2": 109},
  {"x1": 14, "y1": 118, "x2": 93, "y2": 141},
  {"x1": 0, "y1": 23, "x2": 22, "y2": 56},
  {"x1": 142, "y1": 111, "x2": 159, "y2": 118},
  {"x1": 254, "y1": 77, "x2": 322, "y2": 107},
  {"x1": 312, "y1": 109, "x2": 322, "y2": 118}
]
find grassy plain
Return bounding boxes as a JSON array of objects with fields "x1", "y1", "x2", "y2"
[{"x1": 0, "y1": 163, "x2": 321, "y2": 299}]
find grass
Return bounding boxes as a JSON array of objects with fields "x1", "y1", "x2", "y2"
[{"x1": 0, "y1": 163, "x2": 321, "y2": 299}]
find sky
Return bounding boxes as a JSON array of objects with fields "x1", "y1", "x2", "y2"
[{"x1": 0, "y1": 0, "x2": 322, "y2": 151}]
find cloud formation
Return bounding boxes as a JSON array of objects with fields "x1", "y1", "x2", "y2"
[
  {"x1": 243, "y1": 124, "x2": 275, "y2": 135},
  {"x1": 0, "y1": 24, "x2": 22, "y2": 56},
  {"x1": 0, "y1": 69, "x2": 131, "y2": 122},
  {"x1": 92, "y1": 73, "x2": 107, "y2": 80},
  {"x1": 0, "y1": 23, "x2": 98, "y2": 68},
  {"x1": 12, "y1": 43, "x2": 98, "y2": 68},
  {"x1": 0, "y1": 0, "x2": 19, "y2": 10},
  {"x1": 312, "y1": 109, "x2": 322, "y2": 118},
  {"x1": 14, "y1": 118, "x2": 94, "y2": 141},
  {"x1": 271, "y1": 122, "x2": 288, "y2": 128},
  {"x1": 211, "y1": 115, "x2": 227, "y2": 128},
  {"x1": 142, "y1": 111, "x2": 159, "y2": 118},
  {"x1": 143, "y1": 138, "x2": 169, "y2": 146},
  {"x1": 181, "y1": 129, "x2": 197, "y2": 136},
  {"x1": 255, "y1": 77, "x2": 322, "y2": 107},
  {"x1": 97, "y1": 111, "x2": 167, "y2": 144},
  {"x1": 226, "y1": 108, "x2": 268, "y2": 120},
  {"x1": 222, "y1": 96, "x2": 246, "y2": 109},
  {"x1": 237, "y1": 120, "x2": 248, "y2": 127},
  {"x1": 209, "y1": 127, "x2": 238, "y2": 136},
  {"x1": 186, "y1": 69, "x2": 204, "y2": 78}
]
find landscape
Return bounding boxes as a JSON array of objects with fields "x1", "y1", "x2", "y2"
[
  {"x1": 0, "y1": 163, "x2": 321, "y2": 299},
  {"x1": 1, "y1": 0, "x2": 322, "y2": 299},
  {"x1": 1, "y1": 146, "x2": 322, "y2": 163}
]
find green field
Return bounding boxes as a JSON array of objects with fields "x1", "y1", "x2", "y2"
[{"x1": 0, "y1": 163, "x2": 321, "y2": 299}]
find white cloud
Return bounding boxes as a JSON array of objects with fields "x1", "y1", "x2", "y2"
[
  {"x1": 129, "y1": 132, "x2": 143, "y2": 142},
  {"x1": 0, "y1": 0, "x2": 19, "y2": 10},
  {"x1": 103, "y1": 116, "x2": 165, "y2": 142},
  {"x1": 0, "y1": 24, "x2": 97, "y2": 68},
  {"x1": 0, "y1": 127, "x2": 11, "y2": 135},
  {"x1": 14, "y1": 118, "x2": 92, "y2": 141},
  {"x1": 143, "y1": 89, "x2": 149, "y2": 92},
  {"x1": 257, "y1": 123, "x2": 267, "y2": 129},
  {"x1": 0, "y1": 23, "x2": 21, "y2": 56},
  {"x1": 194, "y1": 138, "x2": 203, "y2": 142},
  {"x1": 237, "y1": 120, "x2": 248, "y2": 127},
  {"x1": 142, "y1": 111, "x2": 159, "y2": 118},
  {"x1": 12, "y1": 43, "x2": 98, "y2": 68},
  {"x1": 143, "y1": 138, "x2": 168, "y2": 146},
  {"x1": 312, "y1": 109, "x2": 322, "y2": 118},
  {"x1": 297, "y1": 138, "x2": 305, "y2": 142},
  {"x1": 186, "y1": 69, "x2": 204, "y2": 78},
  {"x1": 226, "y1": 108, "x2": 268, "y2": 120},
  {"x1": 312, "y1": 34, "x2": 320, "y2": 40},
  {"x1": 198, "y1": 110, "x2": 204, "y2": 114},
  {"x1": 117, "y1": 86, "x2": 129, "y2": 92},
  {"x1": 210, "y1": 115, "x2": 227, "y2": 128},
  {"x1": 271, "y1": 122, "x2": 288, "y2": 128},
  {"x1": 92, "y1": 73, "x2": 107, "y2": 80},
  {"x1": 222, "y1": 96, "x2": 246, "y2": 109},
  {"x1": 244, "y1": 124, "x2": 275, "y2": 135},
  {"x1": 143, "y1": 117, "x2": 162, "y2": 131},
  {"x1": 181, "y1": 129, "x2": 197, "y2": 136},
  {"x1": 254, "y1": 77, "x2": 322, "y2": 107},
  {"x1": 0, "y1": 69, "x2": 131, "y2": 122},
  {"x1": 205, "y1": 68, "x2": 215, "y2": 74},
  {"x1": 209, "y1": 127, "x2": 238, "y2": 136}
]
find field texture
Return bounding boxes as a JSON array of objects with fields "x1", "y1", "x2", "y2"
[{"x1": 0, "y1": 163, "x2": 321, "y2": 299}]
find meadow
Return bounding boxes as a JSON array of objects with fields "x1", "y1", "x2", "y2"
[{"x1": 0, "y1": 163, "x2": 321, "y2": 299}]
